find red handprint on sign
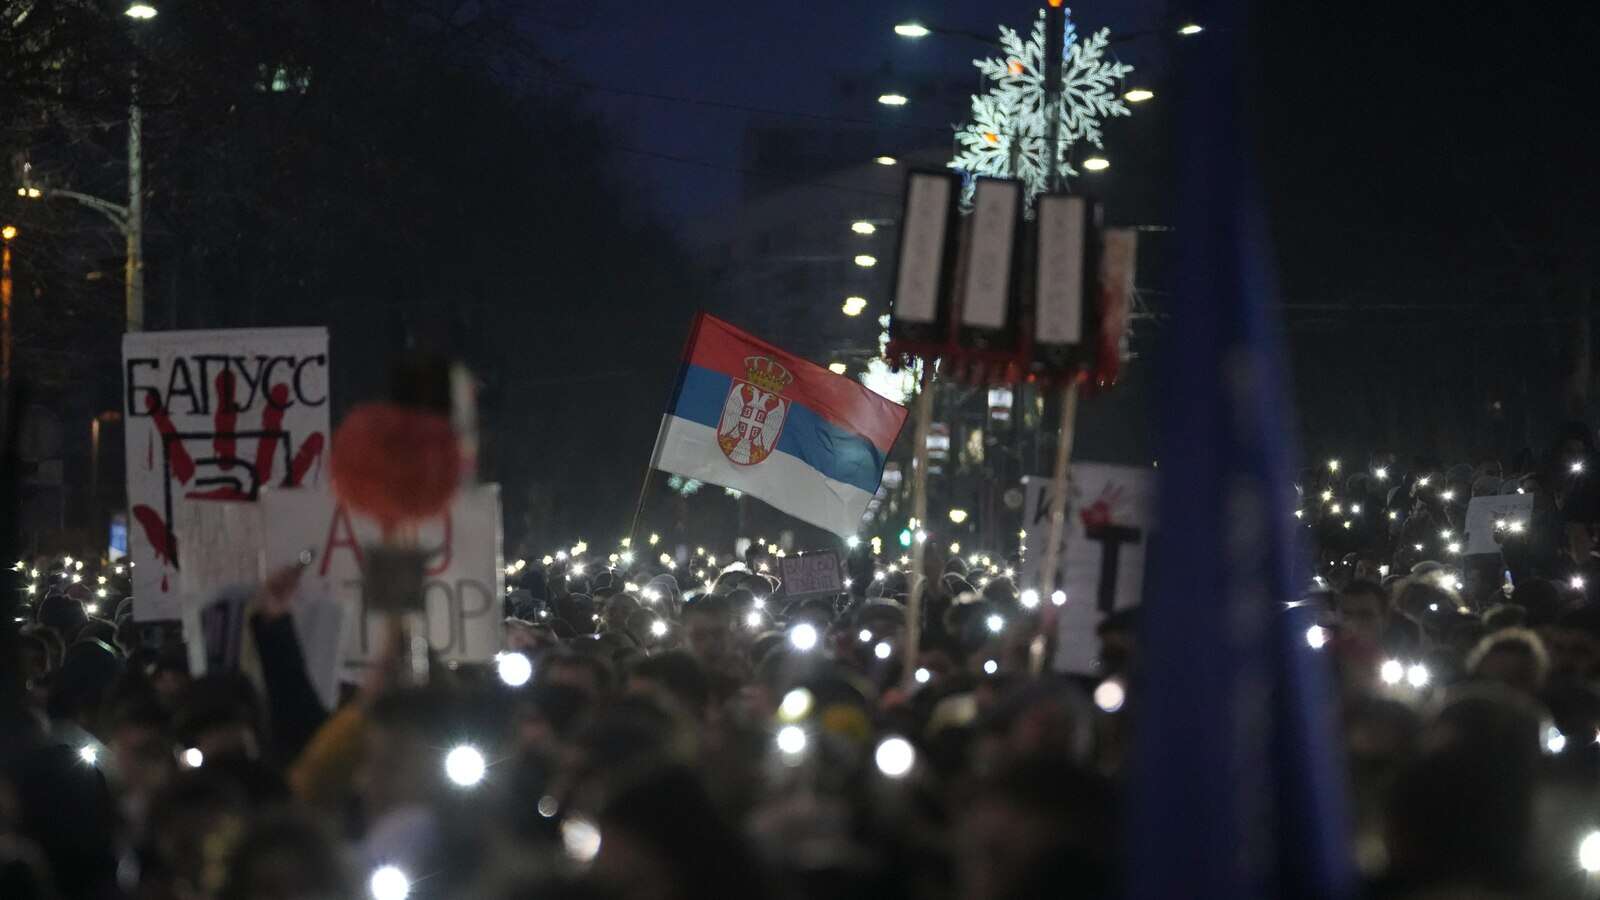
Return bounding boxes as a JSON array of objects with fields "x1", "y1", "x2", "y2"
[
  {"x1": 1079, "y1": 483, "x2": 1127, "y2": 530},
  {"x1": 132, "y1": 370, "x2": 325, "y2": 582}
]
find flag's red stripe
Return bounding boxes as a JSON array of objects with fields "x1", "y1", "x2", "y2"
[{"x1": 685, "y1": 314, "x2": 908, "y2": 453}]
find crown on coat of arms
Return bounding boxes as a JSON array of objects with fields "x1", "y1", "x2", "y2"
[{"x1": 744, "y1": 356, "x2": 794, "y2": 394}]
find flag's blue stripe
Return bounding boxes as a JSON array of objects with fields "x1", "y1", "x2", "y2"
[{"x1": 672, "y1": 364, "x2": 886, "y2": 494}]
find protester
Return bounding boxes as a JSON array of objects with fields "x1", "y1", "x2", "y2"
[{"x1": 7, "y1": 436, "x2": 1600, "y2": 898}]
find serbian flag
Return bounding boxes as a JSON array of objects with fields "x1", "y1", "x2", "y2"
[{"x1": 651, "y1": 314, "x2": 908, "y2": 537}]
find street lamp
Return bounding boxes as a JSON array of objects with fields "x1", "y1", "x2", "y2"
[
  {"x1": 124, "y1": 2, "x2": 158, "y2": 18},
  {"x1": 851, "y1": 221, "x2": 877, "y2": 235},
  {"x1": 893, "y1": 22, "x2": 930, "y2": 38},
  {"x1": 842, "y1": 296, "x2": 868, "y2": 316},
  {"x1": 1082, "y1": 156, "x2": 1110, "y2": 171},
  {"x1": 1124, "y1": 88, "x2": 1154, "y2": 103},
  {"x1": 874, "y1": 155, "x2": 898, "y2": 166},
  {"x1": 1178, "y1": 22, "x2": 1203, "y2": 35},
  {"x1": 853, "y1": 254, "x2": 878, "y2": 268},
  {"x1": 877, "y1": 93, "x2": 909, "y2": 107}
]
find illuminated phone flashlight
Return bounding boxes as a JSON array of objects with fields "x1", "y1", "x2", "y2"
[
  {"x1": 495, "y1": 652, "x2": 533, "y2": 688},
  {"x1": 1093, "y1": 679, "x2": 1126, "y2": 713},
  {"x1": 746, "y1": 611, "x2": 763, "y2": 629},
  {"x1": 982, "y1": 659, "x2": 998, "y2": 675},
  {"x1": 874, "y1": 736, "x2": 916, "y2": 778},
  {"x1": 857, "y1": 628, "x2": 873, "y2": 643},
  {"x1": 776, "y1": 724, "x2": 807, "y2": 757},
  {"x1": 1579, "y1": 831, "x2": 1600, "y2": 873},
  {"x1": 1305, "y1": 625, "x2": 1328, "y2": 650},
  {"x1": 1573, "y1": 575, "x2": 1587, "y2": 591},
  {"x1": 985, "y1": 614, "x2": 1005, "y2": 634},
  {"x1": 914, "y1": 667, "x2": 931, "y2": 684},
  {"x1": 443, "y1": 744, "x2": 487, "y2": 788},
  {"x1": 1374, "y1": 467, "x2": 1389, "y2": 480},
  {"x1": 1573, "y1": 460, "x2": 1586, "y2": 475},
  {"x1": 789, "y1": 623, "x2": 819, "y2": 652},
  {"x1": 873, "y1": 641, "x2": 892, "y2": 660},
  {"x1": 1405, "y1": 663, "x2": 1430, "y2": 689},
  {"x1": 1327, "y1": 459, "x2": 1340, "y2": 473},
  {"x1": 368, "y1": 865, "x2": 411, "y2": 900},
  {"x1": 181, "y1": 747, "x2": 204, "y2": 769},
  {"x1": 1379, "y1": 659, "x2": 1404, "y2": 685},
  {"x1": 1020, "y1": 589, "x2": 1039, "y2": 609},
  {"x1": 650, "y1": 619, "x2": 669, "y2": 638}
]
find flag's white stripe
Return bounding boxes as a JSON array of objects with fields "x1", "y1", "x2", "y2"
[{"x1": 652, "y1": 415, "x2": 872, "y2": 537}]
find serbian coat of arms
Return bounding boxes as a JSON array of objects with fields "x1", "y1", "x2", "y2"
[{"x1": 717, "y1": 356, "x2": 794, "y2": 466}]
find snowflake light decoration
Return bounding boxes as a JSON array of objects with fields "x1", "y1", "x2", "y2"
[{"x1": 950, "y1": 8, "x2": 1133, "y2": 209}]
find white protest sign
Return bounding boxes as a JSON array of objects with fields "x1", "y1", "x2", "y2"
[
  {"x1": 1463, "y1": 493, "x2": 1535, "y2": 555},
  {"x1": 779, "y1": 550, "x2": 844, "y2": 599},
  {"x1": 1021, "y1": 462, "x2": 1155, "y2": 674},
  {"x1": 174, "y1": 501, "x2": 263, "y2": 675},
  {"x1": 123, "y1": 328, "x2": 330, "y2": 620},
  {"x1": 260, "y1": 485, "x2": 504, "y2": 680}
]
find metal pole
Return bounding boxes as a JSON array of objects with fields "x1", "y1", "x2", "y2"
[
  {"x1": 1042, "y1": 2, "x2": 1067, "y2": 194},
  {"x1": 126, "y1": 80, "x2": 144, "y2": 332},
  {"x1": 902, "y1": 363, "x2": 934, "y2": 688}
]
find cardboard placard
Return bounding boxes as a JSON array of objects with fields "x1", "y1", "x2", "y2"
[
  {"x1": 260, "y1": 485, "x2": 504, "y2": 680},
  {"x1": 122, "y1": 328, "x2": 330, "y2": 620},
  {"x1": 779, "y1": 550, "x2": 845, "y2": 599},
  {"x1": 1021, "y1": 463, "x2": 1155, "y2": 674},
  {"x1": 1463, "y1": 494, "x2": 1535, "y2": 555}
]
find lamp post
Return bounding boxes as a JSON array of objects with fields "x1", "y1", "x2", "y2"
[{"x1": 16, "y1": 2, "x2": 154, "y2": 332}]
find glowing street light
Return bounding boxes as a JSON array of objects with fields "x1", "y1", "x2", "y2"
[
  {"x1": 875, "y1": 155, "x2": 898, "y2": 166},
  {"x1": 1177, "y1": 22, "x2": 1203, "y2": 35},
  {"x1": 947, "y1": 508, "x2": 969, "y2": 524},
  {"x1": 1123, "y1": 88, "x2": 1154, "y2": 103},
  {"x1": 877, "y1": 93, "x2": 909, "y2": 107},
  {"x1": 1081, "y1": 156, "x2": 1110, "y2": 172},
  {"x1": 125, "y1": 2, "x2": 158, "y2": 19},
  {"x1": 851, "y1": 221, "x2": 877, "y2": 235},
  {"x1": 854, "y1": 254, "x2": 878, "y2": 267},
  {"x1": 0, "y1": 225, "x2": 15, "y2": 241},
  {"x1": 1093, "y1": 679, "x2": 1126, "y2": 713},
  {"x1": 894, "y1": 22, "x2": 931, "y2": 38}
]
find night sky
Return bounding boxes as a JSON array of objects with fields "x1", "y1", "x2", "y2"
[{"x1": 542, "y1": 0, "x2": 1169, "y2": 221}]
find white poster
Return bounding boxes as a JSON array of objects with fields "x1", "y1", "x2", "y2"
[
  {"x1": 122, "y1": 328, "x2": 330, "y2": 620},
  {"x1": 260, "y1": 485, "x2": 504, "y2": 680},
  {"x1": 1021, "y1": 462, "x2": 1155, "y2": 674},
  {"x1": 1463, "y1": 493, "x2": 1535, "y2": 556}
]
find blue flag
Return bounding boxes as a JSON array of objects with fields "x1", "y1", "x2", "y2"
[{"x1": 1123, "y1": 2, "x2": 1355, "y2": 897}]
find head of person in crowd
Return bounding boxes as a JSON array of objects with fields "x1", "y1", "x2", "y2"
[
  {"x1": 953, "y1": 757, "x2": 1114, "y2": 900},
  {"x1": 538, "y1": 649, "x2": 616, "y2": 706},
  {"x1": 1096, "y1": 607, "x2": 1140, "y2": 678},
  {"x1": 1336, "y1": 580, "x2": 1390, "y2": 648},
  {"x1": 680, "y1": 594, "x2": 734, "y2": 673},
  {"x1": 1465, "y1": 628, "x2": 1551, "y2": 696}
]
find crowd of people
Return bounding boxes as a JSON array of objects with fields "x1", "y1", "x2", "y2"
[{"x1": 5, "y1": 433, "x2": 1600, "y2": 898}]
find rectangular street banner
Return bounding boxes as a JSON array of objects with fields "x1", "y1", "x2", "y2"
[{"x1": 122, "y1": 328, "x2": 330, "y2": 620}]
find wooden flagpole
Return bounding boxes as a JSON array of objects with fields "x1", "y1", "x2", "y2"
[
  {"x1": 1031, "y1": 380, "x2": 1080, "y2": 674},
  {"x1": 902, "y1": 362, "x2": 935, "y2": 689}
]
